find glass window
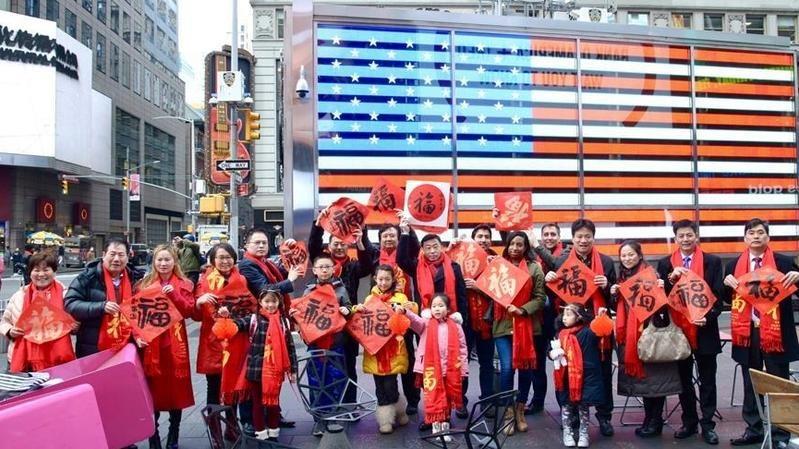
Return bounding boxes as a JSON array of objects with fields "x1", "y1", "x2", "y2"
[
  {"x1": 110, "y1": 43, "x2": 119, "y2": 81},
  {"x1": 25, "y1": 0, "x2": 40, "y2": 17},
  {"x1": 82, "y1": 0, "x2": 91, "y2": 13},
  {"x1": 144, "y1": 124, "x2": 176, "y2": 189},
  {"x1": 133, "y1": 60, "x2": 142, "y2": 94},
  {"x1": 97, "y1": 0, "x2": 106, "y2": 23},
  {"x1": 115, "y1": 108, "x2": 140, "y2": 177},
  {"x1": 145, "y1": 17, "x2": 154, "y2": 43},
  {"x1": 133, "y1": 0, "x2": 141, "y2": 13},
  {"x1": 64, "y1": 9, "x2": 77, "y2": 38},
  {"x1": 81, "y1": 21, "x2": 92, "y2": 48},
  {"x1": 45, "y1": 0, "x2": 59, "y2": 22},
  {"x1": 627, "y1": 11, "x2": 649, "y2": 26},
  {"x1": 778, "y1": 15, "x2": 797, "y2": 41},
  {"x1": 153, "y1": 74, "x2": 160, "y2": 105},
  {"x1": 276, "y1": 8, "x2": 284, "y2": 39},
  {"x1": 121, "y1": 51, "x2": 130, "y2": 88},
  {"x1": 96, "y1": 32, "x2": 106, "y2": 73},
  {"x1": 672, "y1": 12, "x2": 691, "y2": 29},
  {"x1": 109, "y1": 189, "x2": 123, "y2": 220},
  {"x1": 144, "y1": 68, "x2": 151, "y2": 100},
  {"x1": 703, "y1": 13, "x2": 723, "y2": 32},
  {"x1": 156, "y1": 26, "x2": 165, "y2": 52},
  {"x1": 746, "y1": 14, "x2": 765, "y2": 34},
  {"x1": 168, "y1": 7, "x2": 176, "y2": 32},
  {"x1": 122, "y1": 12, "x2": 130, "y2": 43},
  {"x1": 110, "y1": 1, "x2": 119, "y2": 34},
  {"x1": 134, "y1": 21, "x2": 142, "y2": 51}
]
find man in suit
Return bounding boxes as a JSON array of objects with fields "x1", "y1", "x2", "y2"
[
  {"x1": 545, "y1": 218, "x2": 617, "y2": 437},
  {"x1": 723, "y1": 218, "x2": 799, "y2": 449},
  {"x1": 657, "y1": 219, "x2": 723, "y2": 445}
]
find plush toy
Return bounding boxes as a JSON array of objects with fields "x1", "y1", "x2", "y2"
[{"x1": 549, "y1": 339, "x2": 568, "y2": 370}]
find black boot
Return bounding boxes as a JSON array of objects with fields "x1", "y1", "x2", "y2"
[
  {"x1": 149, "y1": 432, "x2": 163, "y2": 449},
  {"x1": 637, "y1": 418, "x2": 663, "y2": 438},
  {"x1": 166, "y1": 410, "x2": 181, "y2": 449},
  {"x1": 223, "y1": 410, "x2": 240, "y2": 442}
]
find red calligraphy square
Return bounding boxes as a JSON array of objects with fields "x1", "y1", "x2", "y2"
[
  {"x1": 493, "y1": 192, "x2": 533, "y2": 231},
  {"x1": 346, "y1": 299, "x2": 394, "y2": 355},
  {"x1": 618, "y1": 266, "x2": 668, "y2": 323},
  {"x1": 735, "y1": 266, "x2": 797, "y2": 316},
  {"x1": 475, "y1": 257, "x2": 531, "y2": 308},
  {"x1": 547, "y1": 257, "x2": 598, "y2": 306},
  {"x1": 16, "y1": 293, "x2": 76, "y2": 345},
  {"x1": 368, "y1": 177, "x2": 405, "y2": 221},
  {"x1": 319, "y1": 197, "x2": 370, "y2": 244},
  {"x1": 446, "y1": 240, "x2": 489, "y2": 279},
  {"x1": 279, "y1": 240, "x2": 309, "y2": 271},
  {"x1": 667, "y1": 270, "x2": 717, "y2": 322},
  {"x1": 120, "y1": 283, "x2": 184, "y2": 343},
  {"x1": 291, "y1": 284, "x2": 347, "y2": 344}
]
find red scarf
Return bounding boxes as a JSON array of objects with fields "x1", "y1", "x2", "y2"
[
  {"x1": 731, "y1": 247, "x2": 784, "y2": 353},
  {"x1": 380, "y1": 248, "x2": 412, "y2": 298},
  {"x1": 467, "y1": 290, "x2": 492, "y2": 339},
  {"x1": 416, "y1": 253, "x2": 457, "y2": 311},
  {"x1": 554, "y1": 324, "x2": 584, "y2": 402},
  {"x1": 10, "y1": 283, "x2": 76, "y2": 372},
  {"x1": 510, "y1": 259, "x2": 536, "y2": 370},
  {"x1": 261, "y1": 309, "x2": 291, "y2": 406},
  {"x1": 331, "y1": 254, "x2": 350, "y2": 278},
  {"x1": 98, "y1": 267, "x2": 133, "y2": 352},
  {"x1": 142, "y1": 276, "x2": 191, "y2": 379},
  {"x1": 615, "y1": 263, "x2": 646, "y2": 379},
  {"x1": 243, "y1": 252, "x2": 292, "y2": 310},
  {"x1": 570, "y1": 249, "x2": 610, "y2": 353},
  {"x1": 669, "y1": 248, "x2": 704, "y2": 350},
  {"x1": 373, "y1": 291, "x2": 402, "y2": 373},
  {"x1": 423, "y1": 317, "x2": 463, "y2": 423}
]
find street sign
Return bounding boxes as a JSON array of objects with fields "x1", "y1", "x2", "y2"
[{"x1": 216, "y1": 159, "x2": 251, "y2": 171}]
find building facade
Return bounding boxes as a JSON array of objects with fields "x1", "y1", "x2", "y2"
[{"x1": 1, "y1": 0, "x2": 188, "y2": 251}]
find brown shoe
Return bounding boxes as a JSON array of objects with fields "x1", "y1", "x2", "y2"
[
  {"x1": 514, "y1": 403, "x2": 529, "y2": 432},
  {"x1": 503, "y1": 407, "x2": 516, "y2": 435}
]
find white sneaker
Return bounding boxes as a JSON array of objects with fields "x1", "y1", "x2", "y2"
[
  {"x1": 441, "y1": 422, "x2": 453, "y2": 443},
  {"x1": 267, "y1": 428, "x2": 280, "y2": 441},
  {"x1": 432, "y1": 422, "x2": 442, "y2": 435},
  {"x1": 577, "y1": 434, "x2": 589, "y2": 448},
  {"x1": 563, "y1": 428, "x2": 576, "y2": 447},
  {"x1": 254, "y1": 429, "x2": 269, "y2": 441}
]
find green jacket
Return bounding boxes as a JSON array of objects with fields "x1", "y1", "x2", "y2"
[
  {"x1": 177, "y1": 240, "x2": 202, "y2": 274},
  {"x1": 492, "y1": 260, "x2": 546, "y2": 338}
]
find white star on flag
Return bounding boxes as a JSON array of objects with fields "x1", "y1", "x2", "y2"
[
  {"x1": 459, "y1": 100, "x2": 470, "y2": 109},
  {"x1": 511, "y1": 115, "x2": 521, "y2": 124},
  {"x1": 350, "y1": 97, "x2": 361, "y2": 107},
  {"x1": 423, "y1": 76, "x2": 433, "y2": 85},
  {"x1": 422, "y1": 52, "x2": 433, "y2": 61},
  {"x1": 494, "y1": 79, "x2": 503, "y2": 87},
  {"x1": 332, "y1": 35, "x2": 341, "y2": 45},
  {"x1": 405, "y1": 112, "x2": 416, "y2": 121},
  {"x1": 351, "y1": 123, "x2": 361, "y2": 132},
  {"x1": 439, "y1": 40, "x2": 449, "y2": 50},
  {"x1": 478, "y1": 136, "x2": 487, "y2": 146},
  {"x1": 458, "y1": 53, "x2": 469, "y2": 62},
  {"x1": 477, "y1": 114, "x2": 487, "y2": 123},
  {"x1": 331, "y1": 59, "x2": 342, "y2": 69},
  {"x1": 477, "y1": 89, "x2": 486, "y2": 98},
  {"x1": 459, "y1": 76, "x2": 469, "y2": 86},
  {"x1": 441, "y1": 88, "x2": 451, "y2": 97},
  {"x1": 406, "y1": 135, "x2": 416, "y2": 145},
  {"x1": 423, "y1": 99, "x2": 434, "y2": 109},
  {"x1": 405, "y1": 39, "x2": 414, "y2": 48},
  {"x1": 512, "y1": 137, "x2": 521, "y2": 146},
  {"x1": 332, "y1": 110, "x2": 342, "y2": 119},
  {"x1": 510, "y1": 45, "x2": 518, "y2": 54},
  {"x1": 369, "y1": 85, "x2": 379, "y2": 95},
  {"x1": 494, "y1": 54, "x2": 502, "y2": 63},
  {"x1": 368, "y1": 61, "x2": 379, "y2": 70},
  {"x1": 369, "y1": 37, "x2": 378, "y2": 47},
  {"x1": 369, "y1": 134, "x2": 380, "y2": 144},
  {"x1": 510, "y1": 67, "x2": 520, "y2": 75},
  {"x1": 441, "y1": 113, "x2": 451, "y2": 122},
  {"x1": 442, "y1": 136, "x2": 451, "y2": 145},
  {"x1": 387, "y1": 50, "x2": 397, "y2": 59},
  {"x1": 369, "y1": 111, "x2": 380, "y2": 120},
  {"x1": 350, "y1": 73, "x2": 360, "y2": 82},
  {"x1": 387, "y1": 74, "x2": 397, "y2": 84},
  {"x1": 350, "y1": 48, "x2": 360, "y2": 58},
  {"x1": 405, "y1": 62, "x2": 415, "y2": 71},
  {"x1": 331, "y1": 134, "x2": 342, "y2": 144},
  {"x1": 424, "y1": 124, "x2": 434, "y2": 133},
  {"x1": 440, "y1": 64, "x2": 450, "y2": 73},
  {"x1": 511, "y1": 91, "x2": 520, "y2": 100},
  {"x1": 405, "y1": 86, "x2": 415, "y2": 96},
  {"x1": 494, "y1": 102, "x2": 504, "y2": 110},
  {"x1": 494, "y1": 126, "x2": 504, "y2": 134},
  {"x1": 476, "y1": 42, "x2": 485, "y2": 52},
  {"x1": 460, "y1": 124, "x2": 470, "y2": 133},
  {"x1": 476, "y1": 65, "x2": 486, "y2": 74},
  {"x1": 387, "y1": 123, "x2": 398, "y2": 132},
  {"x1": 332, "y1": 84, "x2": 342, "y2": 94},
  {"x1": 387, "y1": 98, "x2": 398, "y2": 107}
]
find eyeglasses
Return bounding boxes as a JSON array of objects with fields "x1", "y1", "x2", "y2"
[{"x1": 314, "y1": 265, "x2": 334, "y2": 270}]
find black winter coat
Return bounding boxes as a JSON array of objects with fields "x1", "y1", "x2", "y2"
[
  {"x1": 308, "y1": 223, "x2": 373, "y2": 304},
  {"x1": 554, "y1": 325, "x2": 605, "y2": 406},
  {"x1": 64, "y1": 260, "x2": 144, "y2": 357},
  {"x1": 238, "y1": 258, "x2": 294, "y2": 299}
]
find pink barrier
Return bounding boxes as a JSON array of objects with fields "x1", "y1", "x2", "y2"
[
  {"x1": 0, "y1": 344, "x2": 154, "y2": 448},
  {"x1": 0, "y1": 384, "x2": 109, "y2": 449}
]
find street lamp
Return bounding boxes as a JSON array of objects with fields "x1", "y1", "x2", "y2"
[
  {"x1": 125, "y1": 145, "x2": 161, "y2": 242},
  {"x1": 153, "y1": 115, "x2": 198, "y2": 236}
]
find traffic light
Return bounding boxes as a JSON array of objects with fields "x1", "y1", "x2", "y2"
[
  {"x1": 199, "y1": 195, "x2": 225, "y2": 214},
  {"x1": 241, "y1": 108, "x2": 261, "y2": 143},
  {"x1": 61, "y1": 179, "x2": 69, "y2": 195},
  {"x1": 121, "y1": 177, "x2": 128, "y2": 190}
]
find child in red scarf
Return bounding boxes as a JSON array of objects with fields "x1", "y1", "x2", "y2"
[
  {"x1": 222, "y1": 290, "x2": 297, "y2": 442},
  {"x1": 399, "y1": 293, "x2": 467, "y2": 442},
  {"x1": 551, "y1": 304, "x2": 611, "y2": 448},
  {"x1": 354, "y1": 265, "x2": 412, "y2": 434}
]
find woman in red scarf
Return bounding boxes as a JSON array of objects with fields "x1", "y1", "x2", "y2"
[
  {"x1": 136, "y1": 245, "x2": 195, "y2": 449},
  {"x1": 1, "y1": 252, "x2": 76, "y2": 372},
  {"x1": 611, "y1": 240, "x2": 683, "y2": 439},
  {"x1": 494, "y1": 231, "x2": 546, "y2": 435}
]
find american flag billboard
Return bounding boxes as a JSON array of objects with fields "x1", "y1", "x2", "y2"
[{"x1": 314, "y1": 22, "x2": 798, "y2": 255}]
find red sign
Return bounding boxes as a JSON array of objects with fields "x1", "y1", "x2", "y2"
[
  {"x1": 493, "y1": 192, "x2": 533, "y2": 231},
  {"x1": 368, "y1": 177, "x2": 405, "y2": 220},
  {"x1": 446, "y1": 240, "x2": 489, "y2": 279},
  {"x1": 16, "y1": 293, "x2": 77, "y2": 345},
  {"x1": 291, "y1": 284, "x2": 347, "y2": 344},
  {"x1": 319, "y1": 197, "x2": 370, "y2": 244},
  {"x1": 346, "y1": 299, "x2": 394, "y2": 356},
  {"x1": 120, "y1": 283, "x2": 184, "y2": 343},
  {"x1": 36, "y1": 197, "x2": 56, "y2": 223},
  {"x1": 73, "y1": 202, "x2": 90, "y2": 226},
  {"x1": 279, "y1": 240, "x2": 309, "y2": 271},
  {"x1": 618, "y1": 266, "x2": 668, "y2": 323},
  {"x1": 547, "y1": 257, "x2": 598, "y2": 305},
  {"x1": 667, "y1": 270, "x2": 717, "y2": 322},
  {"x1": 734, "y1": 266, "x2": 797, "y2": 316},
  {"x1": 408, "y1": 183, "x2": 446, "y2": 223},
  {"x1": 475, "y1": 257, "x2": 531, "y2": 308}
]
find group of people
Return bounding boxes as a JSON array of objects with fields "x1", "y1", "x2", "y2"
[{"x1": 1, "y1": 214, "x2": 798, "y2": 449}]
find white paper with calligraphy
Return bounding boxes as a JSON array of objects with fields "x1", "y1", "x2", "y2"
[
  {"x1": 16, "y1": 293, "x2": 77, "y2": 345},
  {"x1": 403, "y1": 180, "x2": 451, "y2": 234}
]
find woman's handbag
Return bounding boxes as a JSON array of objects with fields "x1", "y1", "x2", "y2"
[{"x1": 637, "y1": 317, "x2": 691, "y2": 363}]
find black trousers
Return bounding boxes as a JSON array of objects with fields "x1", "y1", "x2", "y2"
[
  {"x1": 402, "y1": 333, "x2": 421, "y2": 407},
  {"x1": 595, "y1": 354, "x2": 614, "y2": 421},
  {"x1": 374, "y1": 374, "x2": 400, "y2": 406},
  {"x1": 740, "y1": 327, "x2": 791, "y2": 443},
  {"x1": 529, "y1": 335, "x2": 548, "y2": 406},
  {"x1": 205, "y1": 374, "x2": 252, "y2": 425},
  {"x1": 343, "y1": 334, "x2": 359, "y2": 404},
  {"x1": 678, "y1": 353, "x2": 718, "y2": 431},
  {"x1": 643, "y1": 396, "x2": 666, "y2": 425}
]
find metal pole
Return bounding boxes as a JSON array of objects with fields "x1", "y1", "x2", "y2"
[
  {"x1": 190, "y1": 118, "x2": 197, "y2": 235},
  {"x1": 229, "y1": 0, "x2": 239, "y2": 248},
  {"x1": 125, "y1": 146, "x2": 131, "y2": 242}
]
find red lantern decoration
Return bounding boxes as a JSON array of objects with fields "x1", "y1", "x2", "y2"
[
  {"x1": 388, "y1": 312, "x2": 411, "y2": 342},
  {"x1": 212, "y1": 317, "x2": 238, "y2": 366},
  {"x1": 590, "y1": 313, "x2": 614, "y2": 338}
]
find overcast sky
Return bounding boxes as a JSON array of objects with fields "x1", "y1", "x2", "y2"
[{"x1": 178, "y1": 0, "x2": 252, "y2": 107}]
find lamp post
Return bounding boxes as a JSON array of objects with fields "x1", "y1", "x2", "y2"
[
  {"x1": 125, "y1": 145, "x2": 160, "y2": 242},
  {"x1": 153, "y1": 115, "x2": 198, "y2": 236}
]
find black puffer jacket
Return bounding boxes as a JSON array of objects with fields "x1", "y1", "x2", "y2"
[{"x1": 64, "y1": 260, "x2": 144, "y2": 357}]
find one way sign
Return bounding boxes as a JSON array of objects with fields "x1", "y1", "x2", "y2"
[{"x1": 216, "y1": 159, "x2": 251, "y2": 171}]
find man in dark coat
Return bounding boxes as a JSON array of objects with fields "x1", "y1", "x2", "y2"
[
  {"x1": 657, "y1": 219, "x2": 723, "y2": 445},
  {"x1": 64, "y1": 238, "x2": 144, "y2": 358},
  {"x1": 722, "y1": 218, "x2": 799, "y2": 449},
  {"x1": 545, "y1": 219, "x2": 617, "y2": 437},
  {"x1": 239, "y1": 228, "x2": 300, "y2": 299}
]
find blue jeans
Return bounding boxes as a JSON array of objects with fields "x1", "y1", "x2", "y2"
[
  {"x1": 495, "y1": 335, "x2": 533, "y2": 404},
  {"x1": 475, "y1": 335, "x2": 495, "y2": 400}
]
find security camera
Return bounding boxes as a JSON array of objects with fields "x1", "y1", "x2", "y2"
[{"x1": 296, "y1": 65, "x2": 310, "y2": 99}]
